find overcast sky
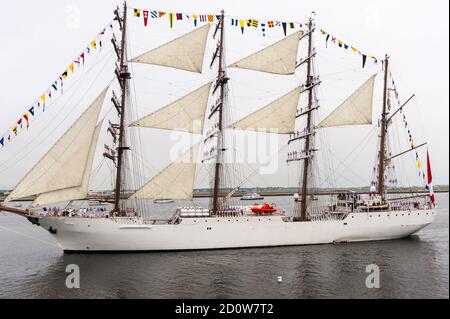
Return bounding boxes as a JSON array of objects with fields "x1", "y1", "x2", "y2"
[{"x1": 0, "y1": 0, "x2": 448, "y2": 190}]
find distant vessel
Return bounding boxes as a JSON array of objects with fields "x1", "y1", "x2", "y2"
[
  {"x1": 241, "y1": 193, "x2": 264, "y2": 201},
  {"x1": 0, "y1": 3, "x2": 437, "y2": 252}
]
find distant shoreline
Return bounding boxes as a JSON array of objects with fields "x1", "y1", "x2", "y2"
[{"x1": 1, "y1": 186, "x2": 448, "y2": 202}]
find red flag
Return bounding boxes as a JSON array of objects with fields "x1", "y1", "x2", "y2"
[
  {"x1": 24, "y1": 113, "x2": 29, "y2": 128},
  {"x1": 143, "y1": 10, "x2": 149, "y2": 26},
  {"x1": 426, "y1": 151, "x2": 435, "y2": 204},
  {"x1": 80, "y1": 52, "x2": 85, "y2": 66}
]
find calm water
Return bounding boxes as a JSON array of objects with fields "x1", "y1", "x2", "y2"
[{"x1": 0, "y1": 193, "x2": 448, "y2": 299}]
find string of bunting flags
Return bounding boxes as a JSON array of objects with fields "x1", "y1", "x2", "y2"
[
  {"x1": 320, "y1": 29, "x2": 380, "y2": 69},
  {"x1": 389, "y1": 71, "x2": 428, "y2": 188},
  {"x1": 131, "y1": 7, "x2": 307, "y2": 37},
  {"x1": 0, "y1": 19, "x2": 118, "y2": 150}
]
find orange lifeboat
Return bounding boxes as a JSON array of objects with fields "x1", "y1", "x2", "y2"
[{"x1": 251, "y1": 203, "x2": 277, "y2": 214}]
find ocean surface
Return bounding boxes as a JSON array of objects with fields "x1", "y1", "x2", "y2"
[{"x1": 0, "y1": 193, "x2": 448, "y2": 299}]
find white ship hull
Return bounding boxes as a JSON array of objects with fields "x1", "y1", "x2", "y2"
[{"x1": 35, "y1": 209, "x2": 436, "y2": 252}]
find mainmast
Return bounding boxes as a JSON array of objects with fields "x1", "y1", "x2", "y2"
[
  {"x1": 377, "y1": 54, "x2": 389, "y2": 200},
  {"x1": 113, "y1": 2, "x2": 131, "y2": 215},
  {"x1": 299, "y1": 18, "x2": 315, "y2": 221},
  {"x1": 212, "y1": 11, "x2": 227, "y2": 215}
]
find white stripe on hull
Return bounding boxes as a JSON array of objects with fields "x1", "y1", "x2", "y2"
[{"x1": 37, "y1": 210, "x2": 436, "y2": 252}]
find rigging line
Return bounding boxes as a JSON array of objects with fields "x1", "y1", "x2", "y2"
[
  {"x1": 226, "y1": 136, "x2": 292, "y2": 192},
  {"x1": 0, "y1": 50, "x2": 115, "y2": 170},
  {"x1": 393, "y1": 72, "x2": 429, "y2": 145},
  {"x1": 319, "y1": 125, "x2": 377, "y2": 185},
  {"x1": 316, "y1": 161, "x2": 365, "y2": 188},
  {"x1": 128, "y1": 49, "x2": 148, "y2": 213},
  {"x1": 323, "y1": 146, "x2": 369, "y2": 185},
  {"x1": 0, "y1": 75, "x2": 116, "y2": 195},
  {"x1": 0, "y1": 48, "x2": 115, "y2": 152},
  {"x1": 10, "y1": 101, "x2": 111, "y2": 196},
  {"x1": 89, "y1": 158, "x2": 107, "y2": 185}
]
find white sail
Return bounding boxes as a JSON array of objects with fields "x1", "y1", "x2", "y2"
[
  {"x1": 30, "y1": 121, "x2": 103, "y2": 207},
  {"x1": 318, "y1": 75, "x2": 376, "y2": 128},
  {"x1": 229, "y1": 31, "x2": 302, "y2": 75},
  {"x1": 129, "y1": 143, "x2": 200, "y2": 200},
  {"x1": 129, "y1": 82, "x2": 212, "y2": 134},
  {"x1": 6, "y1": 88, "x2": 108, "y2": 201},
  {"x1": 231, "y1": 86, "x2": 301, "y2": 134},
  {"x1": 130, "y1": 24, "x2": 211, "y2": 73}
]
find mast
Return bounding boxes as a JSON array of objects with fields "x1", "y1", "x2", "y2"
[
  {"x1": 212, "y1": 11, "x2": 227, "y2": 215},
  {"x1": 299, "y1": 18, "x2": 315, "y2": 221},
  {"x1": 113, "y1": 2, "x2": 131, "y2": 214},
  {"x1": 377, "y1": 54, "x2": 389, "y2": 200}
]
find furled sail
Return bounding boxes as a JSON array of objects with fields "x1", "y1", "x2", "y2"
[
  {"x1": 6, "y1": 88, "x2": 108, "y2": 201},
  {"x1": 30, "y1": 121, "x2": 103, "y2": 207},
  {"x1": 130, "y1": 24, "x2": 211, "y2": 73},
  {"x1": 318, "y1": 75, "x2": 376, "y2": 128},
  {"x1": 229, "y1": 31, "x2": 302, "y2": 75},
  {"x1": 129, "y1": 143, "x2": 200, "y2": 200},
  {"x1": 129, "y1": 82, "x2": 212, "y2": 134},
  {"x1": 231, "y1": 86, "x2": 301, "y2": 134}
]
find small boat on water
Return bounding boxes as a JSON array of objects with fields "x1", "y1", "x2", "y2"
[
  {"x1": 241, "y1": 193, "x2": 264, "y2": 201},
  {"x1": 154, "y1": 199, "x2": 175, "y2": 204}
]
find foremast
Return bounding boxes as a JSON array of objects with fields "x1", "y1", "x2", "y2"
[
  {"x1": 113, "y1": 2, "x2": 131, "y2": 215},
  {"x1": 377, "y1": 54, "x2": 389, "y2": 201},
  {"x1": 211, "y1": 11, "x2": 228, "y2": 215}
]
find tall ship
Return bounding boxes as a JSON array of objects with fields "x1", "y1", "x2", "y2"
[{"x1": 0, "y1": 3, "x2": 437, "y2": 252}]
